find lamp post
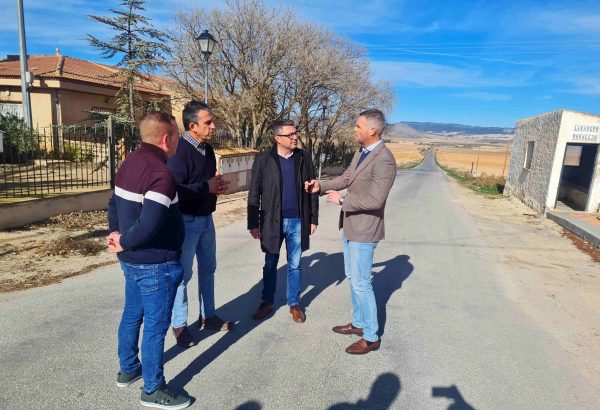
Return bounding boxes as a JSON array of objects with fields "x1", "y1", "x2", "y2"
[
  {"x1": 318, "y1": 96, "x2": 328, "y2": 180},
  {"x1": 196, "y1": 29, "x2": 217, "y2": 104}
]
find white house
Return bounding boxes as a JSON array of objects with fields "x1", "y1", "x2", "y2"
[{"x1": 505, "y1": 110, "x2": 600, "y2": 214}]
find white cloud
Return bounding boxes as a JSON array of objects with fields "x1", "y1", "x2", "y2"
[
  {"x1": 565, "y1": 77, "x2": 600, "y2": 95},
  {"x1": 534, "y1": 11, "x2": 600, "y2": 34},
  {"x1": 370, "y1": 61, "x2": 531, "y2": 88},
  {"x1": 453, "y1": 92, "x2": 512, "y2": 101}
]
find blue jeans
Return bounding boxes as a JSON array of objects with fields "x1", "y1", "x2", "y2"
[
  {"x1": 342, "y1": 232, "x2": 379, "y2": 342},
  {"x1": 171, "y1": 214, "x2": 217, "y2": 328},
  {"x1": 118, "y1": 260, "x2": 183, "y2": 394},
  {"x1": 262, "y1": 218, "x2": 302, "y2": 306}
]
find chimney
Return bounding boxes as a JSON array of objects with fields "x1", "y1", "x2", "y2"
[
  {"x1": 56, "y1": 48, "x2": 61, "y2": 56},
  {"x1": 55, "y1": 54, "x2": 65, "y2": 76}
]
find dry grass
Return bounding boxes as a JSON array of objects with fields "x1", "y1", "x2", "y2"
[
  {"x1": 387, "y1": 142, "x2": 428, "y2": 168},
  {"x1": 436, "y1": 145, "x2": 511, "y2": 176}
]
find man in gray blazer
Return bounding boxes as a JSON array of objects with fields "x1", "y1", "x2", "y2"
[{"x1": 305, "y1": 109, "x2": 396, "y2": 354}]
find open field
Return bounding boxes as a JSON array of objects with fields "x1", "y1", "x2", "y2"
[
  {"x1": 436, "y1": 144, "x2": 511, "y2": 176},
  {"x1": 387, "y1": 141, "x2": 429, "y2": 168}
]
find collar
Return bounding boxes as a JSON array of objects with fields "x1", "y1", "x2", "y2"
[
  {"x1": 271, "y1": 145, "x2": 295, "y2": 159},
  {"x1": 278, "y1": 150, "x2": 294, "y2": 159},
  {"x1": 361, "y1": 139, "x2": 383, "y2": 153},
  {"x1": 183, "y1": 131, "x2": 207, "y2": 154},
  {"x1": 140, "y1": 142, "x2": 168, "y2": 162}
]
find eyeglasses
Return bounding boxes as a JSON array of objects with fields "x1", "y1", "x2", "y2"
[{"x1": 277, "y1": 131, "x2": 299, "y2": 139}]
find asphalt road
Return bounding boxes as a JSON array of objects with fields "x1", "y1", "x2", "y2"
[{"x1": 1, "y1": 153, "x2": 598, "y2": 409}]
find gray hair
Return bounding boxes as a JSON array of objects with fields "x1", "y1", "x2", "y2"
[
  {"x1": 270, "y1": 119, "x2": 296, "y2": 138},
  {"x1": 359, "y1": 109, "x2": 386, "y2": 136}
]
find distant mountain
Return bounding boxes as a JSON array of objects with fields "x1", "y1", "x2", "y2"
[
  {"x1": 399, "y1": 121, "x2": 514, "y2": 135},
  {"x1": 384, "y1": 123, "x2": 433, "y2": 140}
]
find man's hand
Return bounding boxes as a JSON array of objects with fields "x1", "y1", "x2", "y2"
[
  {"x1": 304, "y1": 179, "x2": 320, "y2": 193},
  {"x1": 249, "y1": 228, "x2": 261, "y2": 239},
  {"x1": 208, "y1": 173, "x2": 230, "y2": 196},
  {"x1": 326, "y1": 190, "x2": 343, "y2": 205},
  {"x1": 310, "y1": 224, "x2": 317, "y2": 235},
  {"x1": 107, "y1": 231, "x2": 124, "y2": 253}
]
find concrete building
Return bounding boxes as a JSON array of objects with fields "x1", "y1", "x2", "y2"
[
  {"x1": 215, "y1": 148, "x2": 257, "y2": 195},
  {"x1": 0, "y1": 52, "x2": 184, "y2": 128},
  {"x1": 505, "y1": 110, "x2": 600, "y2": 214}
]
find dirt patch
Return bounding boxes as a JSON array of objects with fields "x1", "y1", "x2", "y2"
[
  {"x1": 0, "y1": 192, "x2": 248, "y2": 292},
  {"x1": 561, "y1": 230, "x2": 600, "y2": 263},
  {"x1": 447, "y1": 177, "x2": 600, "y2": 392}
]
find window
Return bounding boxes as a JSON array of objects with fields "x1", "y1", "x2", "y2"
[
  {"x1": 0, "y1": 102, "x2": 23, "y2": 118},
  {"x1": 91, "y1": 106, "x2": 117, "y2": 114},
  {"x1": 524, "y1": 141, "x2": 534, "y2": 169},
  {"x1": 564, "y1": 145, "x2": 582, "y2": 166}
]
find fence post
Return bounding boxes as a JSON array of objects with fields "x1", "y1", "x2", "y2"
[{"x1": 108, "y1": 115, "x2": 116, "y2": 190}]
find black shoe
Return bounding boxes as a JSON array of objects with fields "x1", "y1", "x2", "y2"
[
  {"x1": 172, "y1": 326, "x2": 195, "y2": 348},
  {"x1": 116, "y1": 367, "x2": 142, "y2": 387},
  {"x1": 252, "y1": 301, "x2": 273, "y2": 320},
  {"x1": 140, "y1": 384, "x2": 191, "y2": 409}
]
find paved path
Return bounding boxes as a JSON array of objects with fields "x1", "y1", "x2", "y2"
[{"x1": 1, "y1": 153, "x2": 599, "y2": 409}]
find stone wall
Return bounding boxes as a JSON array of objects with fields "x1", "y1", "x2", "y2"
[{"x1": 505, "y1": 111, "x2": 562, "y2": 213}]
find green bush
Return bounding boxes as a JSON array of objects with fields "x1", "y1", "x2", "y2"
[
  {"x1": 59, "y1": 142, "x2": 95, "y2": 163},
  {"x1": 0, "y1": 113, "x2": 38, "y2": 163}
]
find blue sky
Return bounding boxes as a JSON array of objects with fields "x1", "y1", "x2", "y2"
[{"x1": 1, "y1": 0, "x2": 599, "y2": 127}]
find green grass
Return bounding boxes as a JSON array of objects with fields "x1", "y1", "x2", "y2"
[{"x1": 435, "y1": 154, "x2": 506, "y2": 196}]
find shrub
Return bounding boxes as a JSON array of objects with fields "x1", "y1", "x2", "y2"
[
  {"x1": 60, "y1": 142, "x2": 95, "y2": 163},
  {"x1": 0, "y1": 113, "x2": 39, "y2": 163}
]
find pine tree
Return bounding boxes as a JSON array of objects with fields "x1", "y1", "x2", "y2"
[{"x1": 87, "y1": 0, "x2": 170, "y2": 126}]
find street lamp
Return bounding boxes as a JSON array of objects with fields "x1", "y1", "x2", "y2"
[
  {"x1": 196, "y1": 29, "x2": 217, "y2": 104},
  {"x1": 318, "y1": 95, "x2": 328, "y2": 180}
]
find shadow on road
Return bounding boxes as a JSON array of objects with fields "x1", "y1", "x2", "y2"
[
  {"x1": 432, "y1": 385, "x2": 476, "y2": 410},
  {"x1": 164, "y1": 252, "x2": 346, "y2": 389},
  {"x1": 232, "y1": 376, "x2": 476, "y2": 409},
  {"x1": 373, "y1": 254, "x2": 414, "y2": 337},
  {"x1": 234, "y1": 401, "x2": 262, "y2": 410},
  {"x1": 328, "y1": 372, "x2": 401, "y2": 409}
]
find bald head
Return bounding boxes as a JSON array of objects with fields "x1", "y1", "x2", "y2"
[{"x1": 139, "y1": 112, "x2": 177, "y2": 144}]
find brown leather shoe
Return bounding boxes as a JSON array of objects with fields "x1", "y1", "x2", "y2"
[
  {"x1": 289, "y1": 305, "x2": 306, "y2": 323},
  {"x1": 201, "y1": 315, "x2": 232, "y2": 331},
  {"x1": 332, "y1": 323, "x2": 363, "y2": 336},
  {"x1": 172, "y1": 326, "x2": 195, "y2": 348},
  {"x1": 252, "y1": 301, "x2": 273, "y2": 320},
  {"x1": 345, "y1": 338, "x2": 381, "y2": 355}
]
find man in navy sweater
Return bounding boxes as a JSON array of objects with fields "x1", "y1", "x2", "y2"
[
  {"x1": 168, "y1": 100, "x2": 230, "y2": 348},
  {"x1": 107, "y1": 112, "x2": 190, "y2": 409},
  {"x1": 247, "y1": 119, "x2": 319, "y2": 323}
]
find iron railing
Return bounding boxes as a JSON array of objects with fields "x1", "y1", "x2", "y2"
[{"x1": 0, "y1": 118, "x2": 137, "y2": 200}]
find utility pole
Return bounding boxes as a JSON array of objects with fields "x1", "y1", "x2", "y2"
[{"x1": 16, "y1": 0, "x2": 33, "y2": 129}]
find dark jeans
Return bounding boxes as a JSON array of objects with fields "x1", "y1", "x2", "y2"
[{"x1": 118, "y1": 260, "x2": 183, "y2": 394}]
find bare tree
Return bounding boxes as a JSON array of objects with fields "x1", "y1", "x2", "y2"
[{"x1": 164, "y1": 0, "x2": 393, "y2": 158}]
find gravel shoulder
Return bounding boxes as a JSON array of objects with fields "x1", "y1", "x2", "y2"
[
  {"x1": 447, "y1": 177, "x2": 600, "y2": 391},
  {"x1": 0, "y1": 192, "x2": 248, "y2": 292}
]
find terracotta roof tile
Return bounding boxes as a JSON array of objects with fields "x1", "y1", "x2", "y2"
[{"x1": 0, "y1": 54, "x2": 170, "y2": 95}]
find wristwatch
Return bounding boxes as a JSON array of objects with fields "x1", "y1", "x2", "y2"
[{"x1": 339, "y1": 196, "x2": 345, "y2": 206}]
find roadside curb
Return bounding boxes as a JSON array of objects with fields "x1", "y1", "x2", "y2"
[{"x1": 547, "y1": 211, "x2": 600, "y2": 247}]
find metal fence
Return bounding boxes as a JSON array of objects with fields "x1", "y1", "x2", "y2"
[{"x1": 0, "y1": 118, "x2": 136, "y2": 200}]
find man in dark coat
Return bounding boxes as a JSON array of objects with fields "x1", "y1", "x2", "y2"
[{"x1": 247, "y1": 119, "x2": 319, "y2": 322}]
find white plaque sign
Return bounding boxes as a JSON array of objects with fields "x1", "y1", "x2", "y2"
[{"x1": 572, "y1": 125, "x2": 599, "y2": 142}]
